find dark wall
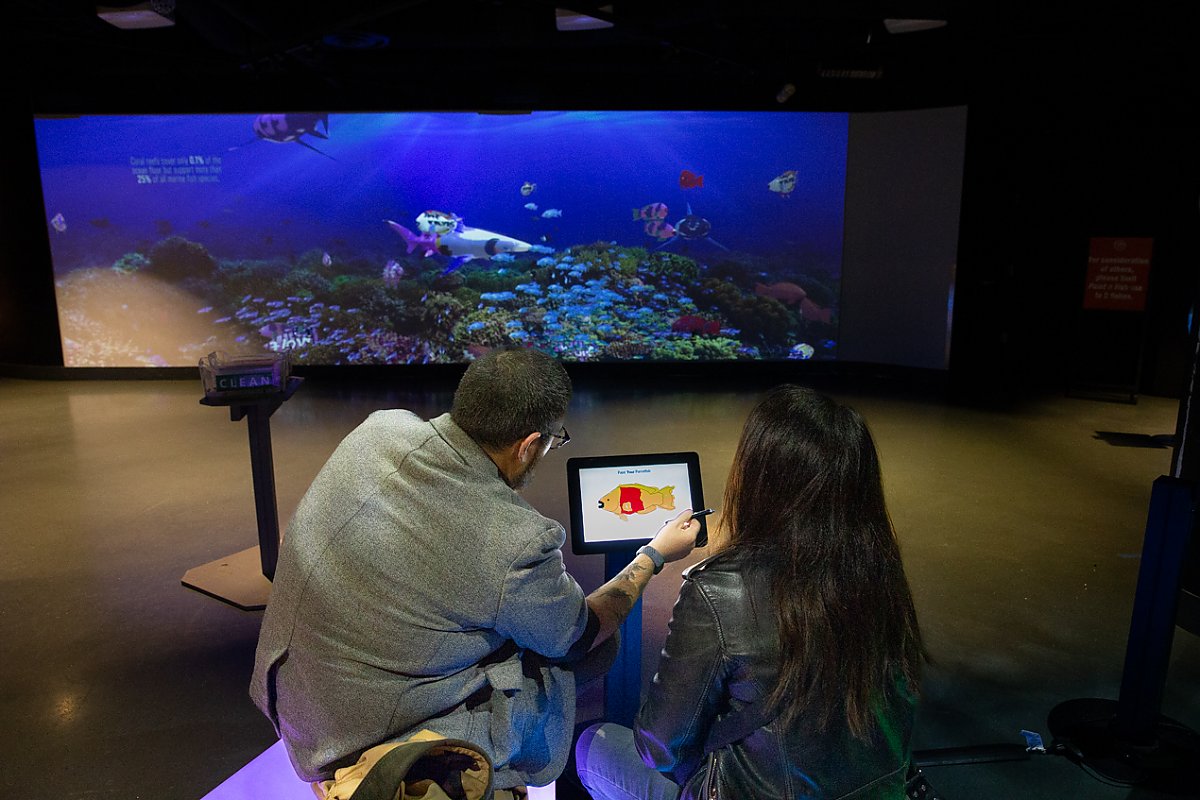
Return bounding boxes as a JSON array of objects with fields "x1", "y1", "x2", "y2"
[
  {"x1": 950, "y1": 102, "x2": 1198, "y2": 402},
  {"x1": 0, "y1": 62, "x2": 61, "y2": 367}
]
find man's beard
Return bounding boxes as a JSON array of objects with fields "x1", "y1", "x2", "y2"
[{"x1": 507, "y1": 448, "x2": 544, "y2": 491}]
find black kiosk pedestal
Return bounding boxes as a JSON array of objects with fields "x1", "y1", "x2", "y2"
[{"x1": 182, "y1": 376, "x2": 303, "y2": 610}]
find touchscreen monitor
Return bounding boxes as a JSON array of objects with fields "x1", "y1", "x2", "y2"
[{"x1": 567, "y1": 452, "x2": 706, "y2": 555}]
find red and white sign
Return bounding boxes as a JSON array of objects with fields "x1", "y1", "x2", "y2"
[{"x1": 1083, "y1": 237, "x2": 1153, "y2": 311}]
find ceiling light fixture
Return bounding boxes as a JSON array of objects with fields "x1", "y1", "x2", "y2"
[
  {"x1": 556, "y1": 6, "x2": 615, "y2": 32},
  {"x1": 883, "y1": 18, "x2": 948, "y2": 34},
  {"x1": 96, "y1": 1, "x2": 175, "y2": 30}
]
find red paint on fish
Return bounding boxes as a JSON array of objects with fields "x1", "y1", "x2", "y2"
[{"x1": 620, "y1": 486, "x2": 645, "y2": 514}]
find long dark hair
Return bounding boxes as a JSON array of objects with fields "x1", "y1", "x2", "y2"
[{"x1": 719, "y1": 385, "x2": 922, "y2": 739}]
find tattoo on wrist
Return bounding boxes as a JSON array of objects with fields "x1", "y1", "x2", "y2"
[
  {"x1": 597, "y1": 586, "x2": 635, "y2": 613},
  {"x1": 592, "y1": 560, "x2": 651, "y2": 624},
  {"x1": 620, "y1": 562, "x2": 649, "y2": 583}
]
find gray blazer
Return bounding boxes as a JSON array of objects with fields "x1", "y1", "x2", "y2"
[{"x1": 250, "y1": 411, "x2": 589, "y2": 788}]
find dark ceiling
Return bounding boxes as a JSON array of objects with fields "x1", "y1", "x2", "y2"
[{"x1": 7, "y1": 2, "x2": 1199, "y2": 117}]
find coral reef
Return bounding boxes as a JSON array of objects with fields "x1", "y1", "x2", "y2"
[
  {"x1": 59, "y1": 234, "x2": 840, "y2": 365},
  {"x1": 700, "y1": 279, "x2": 795, "y2": 348},
  {"x1": 111, "y1": 252, "x2": 149, "y2": 274},
  {"x1": 146, "y1": 236, "x2": 217, "y2": 281}
]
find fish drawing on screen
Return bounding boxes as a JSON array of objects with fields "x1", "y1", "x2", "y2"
[
  {"x1": 50, "y1": 212, "x2": 67, "y2": 233},
  {"x1": 250, "y1": 113, "x2": 336, "y2": 160},
  {"x1": 768, "y1": 170, "x2": 797, "y2": 198},
  {"x1": 597, "y1": 483, "x2": 676, "y2": 518},
  {"x1": 656, "y1": 203, "x2": 728, "y2": 251},
  {"x1": 643, "y1": 219, "x2": 675, "y2": 241},
  {"x1": 799, "y1": 297, "x2": 833, "y2": 324},
  {"x1": 754, "y1": 281, "x2": 806, "y2": 305},
  {"x1": 416, "y1": 210, "x2": 463, "y2": 235},
  {"x1": 679, "y1": 169, "x2": 704, "y2": 190},
  {"x1": 385, "y1": 217, "x2": 534, "y2": 276},
  {"x1": 633, "y1": 202, "x2": 669, "y2": 221},
  {"x1": 521, "y1": 181, "x2": 537, "y2": 196},
  {"x1": 754, "y1": 282, "x2": 832, "y2": 322}
]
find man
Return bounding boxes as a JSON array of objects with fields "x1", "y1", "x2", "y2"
[{"x1": 250, "y1": 347, "x2": 698, "y2": 792}]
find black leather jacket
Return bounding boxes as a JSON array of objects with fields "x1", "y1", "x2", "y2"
[{"x1": 634, "y1": 549, "x2": 916, "y2": 799}]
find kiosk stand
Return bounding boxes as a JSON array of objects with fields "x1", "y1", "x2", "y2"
[
  {"x1": 565, "y1": 452, "x2": 707, "y2": 728},
  {"x1": 603, "y1": 550, "x2": 644, "y2": 727},
  {"x1": 182, "y1": 376, "x2": 303, "y2": 610}
]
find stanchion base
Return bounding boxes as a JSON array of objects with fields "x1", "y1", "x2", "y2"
[
  {"x1": 1047, "y1": 698, "x2": 1200, "y2": 793},
  {"x1": 182, "y1": 546, "x2": 272, "y2": 611}
]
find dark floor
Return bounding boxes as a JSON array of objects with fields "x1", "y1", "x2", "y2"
[{"x1": 1, "y1": 373, "x2": 1198, "y2": 799}]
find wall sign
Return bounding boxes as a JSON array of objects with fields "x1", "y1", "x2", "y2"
[{"x1": 1083, "y1": 237, "x2": 1153, "y2": 311}]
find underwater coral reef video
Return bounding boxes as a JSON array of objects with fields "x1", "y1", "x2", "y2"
[{"x1": 35, "y1": 111, "x2": 847, "y2": 366}]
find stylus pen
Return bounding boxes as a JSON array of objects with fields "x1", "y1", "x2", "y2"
[{"x1": 690, "y1": 508, "x2": 716, "y2": 520}]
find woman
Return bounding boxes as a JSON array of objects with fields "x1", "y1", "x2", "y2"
[{"x1": 575, "y1": 385, "x2": 924, "y2": 800}]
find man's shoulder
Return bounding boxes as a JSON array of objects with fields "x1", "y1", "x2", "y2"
[
  {"x1": 360, "y1": 408, "x2": 427, "y2": 432},
  {"x1": 336, "y1": 408, "x2": 423, "y2": 445},
  {"x1": 319, "y1": 409, "x2": 432, "y2": 466}
]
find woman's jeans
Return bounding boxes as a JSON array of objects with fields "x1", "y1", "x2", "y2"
[{"x1": 574, "y1": 722, "x2": 682, "y2": 800}]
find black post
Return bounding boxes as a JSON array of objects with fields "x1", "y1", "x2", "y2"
[
  {"x1": 1170, "y1": 292, "x2": 1200, "y2": 636},
  {"x1": 241, "y1": 402, "x2": 282, "y2": 580},
  {"x1": 1114, "y1": 478, "x2": 1195, "y2": 739},
  {"x1": 197, "y1": 375, "x2": 301, "y2": 587}
]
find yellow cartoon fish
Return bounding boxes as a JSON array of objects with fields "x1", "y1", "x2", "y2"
[{"x1": 598, "y1": 483, "x2": 676, "y2": 518}]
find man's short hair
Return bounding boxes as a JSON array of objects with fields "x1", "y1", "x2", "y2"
[{"x1": 452, "y1": 347, "x2": 571, "y2": 449}]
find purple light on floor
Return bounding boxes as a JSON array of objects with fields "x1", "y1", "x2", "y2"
[
  {"x1": 200, "y1": 740, "x2": 312, "y2": 800},
  {"x1": 202, "y1": 740, "x2": 557, "y2": 799}
]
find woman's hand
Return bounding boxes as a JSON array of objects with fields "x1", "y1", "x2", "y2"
[{"x1": 649, "y1": 508, "x2": 700, "y2": 563}]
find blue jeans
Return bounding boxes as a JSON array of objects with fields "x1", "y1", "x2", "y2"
[{"x1": 574, "y1": 723, "x2": 681, "y2": 800}]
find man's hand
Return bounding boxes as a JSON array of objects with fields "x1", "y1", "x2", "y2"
[{"x1": 649, "y1": 508, "x2": 701, "y2": 564}]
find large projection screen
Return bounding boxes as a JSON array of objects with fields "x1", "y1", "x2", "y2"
[{"x1": 33, "y1": 108, "x2": 963, "y2": 369}]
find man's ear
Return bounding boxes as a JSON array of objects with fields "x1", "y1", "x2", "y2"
[{"x1": 517, "y1": 431, "x2": 543, "y2": 462}]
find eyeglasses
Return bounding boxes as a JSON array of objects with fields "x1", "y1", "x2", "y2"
[{"x1": 545, "y1": 426, "x2": 571, "y2": 451}]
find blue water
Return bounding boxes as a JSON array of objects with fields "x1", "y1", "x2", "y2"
[{"x1": 35, "y1": 110, "x2": 848, "y2": 273}]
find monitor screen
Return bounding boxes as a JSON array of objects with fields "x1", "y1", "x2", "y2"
[{"x1": 567, "y1": 452, "x2": 706, "y2": 555}]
